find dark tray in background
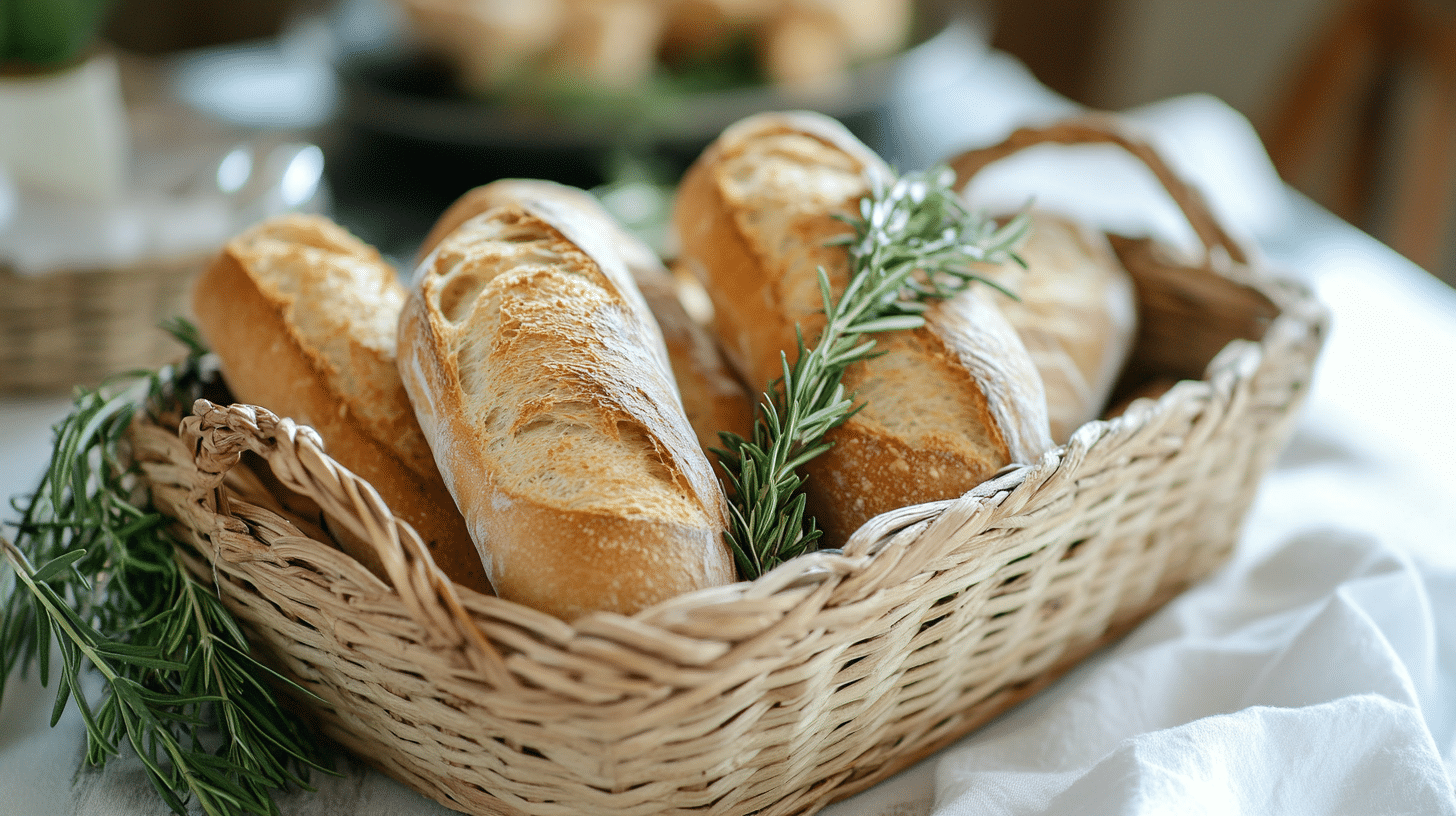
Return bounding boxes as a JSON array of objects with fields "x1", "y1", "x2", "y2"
[{"x1": 324, "y1": 4, "x2": 963, "y2": 261}]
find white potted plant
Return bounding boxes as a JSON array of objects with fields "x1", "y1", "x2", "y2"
[{"x1": 0, "y1": 0, "x2": 127, "y2": 202}]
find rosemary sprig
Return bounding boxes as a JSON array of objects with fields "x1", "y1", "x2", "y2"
[
  {"x1": 716, "y1": 167, "x2": 1030, "y2": 578},
  {"x1": 0, "y1": 319, "x2": 331, "y2": 816}
]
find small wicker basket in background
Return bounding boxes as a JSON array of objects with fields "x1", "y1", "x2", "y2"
[
  {"x1": 1, "y1": 255, "x2": 205, "y2": 393},
  {"x1": 131, "y1": 118, "x2": 1327, "y2": 816}
]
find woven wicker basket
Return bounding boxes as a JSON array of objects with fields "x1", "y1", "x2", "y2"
[
  {"x1": 1, "y1": 253, "x2": 206, "y2": 393},
  {"x1": 129, "y1": 120, "x2": 1326, "y2": 816}
]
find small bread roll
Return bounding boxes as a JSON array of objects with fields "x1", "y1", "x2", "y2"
[
  {"x1": 675, "y1": 111, "x2": 1053, "y2": 545},
  {"x1": 399, "y1": 195, "x2": 735, "y2": 619},
  {"x1": 760, "y1": 6, "x2": 851, "y2": 95},
  {"x1": 396, "y1": 0, "x2": 564, "y2": 94},
  {"x1": 420, "y1": 179, "x2": 754, "y2": 463},
  {"x1": 191, "y1": 215, "x2": 489, "y2": 594},
  {"x1": 973, "y1": 212, "x2": 1138, "y2": 443},
  {"x1": 758, "y1": 0, "x2": 913, "y2": 94},
  {"x1": 548, "y1": 0, "x2": 664, "y2": 89},
  {"x1": 825, "y1": 0, "x2": 913, "y2": 62}
]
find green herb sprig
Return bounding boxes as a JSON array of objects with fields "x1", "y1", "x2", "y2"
[
  {"x1": 0, "y1": 319, "x2": 331, "y2": 816},
  {"x1": 716, "y1": 167, "x2": 1030, "y2": 579}
]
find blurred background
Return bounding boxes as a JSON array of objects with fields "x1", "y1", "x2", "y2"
[
  {"x1": 992, "y1": 0, "x2": 1456, "y2": 289},
  {"x1": 2, "y1": 0, "x2": 1453, "y2": 391}
]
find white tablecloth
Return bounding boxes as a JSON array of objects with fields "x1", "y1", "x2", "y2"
[{"x1": 4, "y1": 29, "x2": 1456, "y2": 816}]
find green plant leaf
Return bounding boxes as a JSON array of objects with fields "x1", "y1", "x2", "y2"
[{"x1": 2, "y1": 0, "x2": 113, "y2": 65}]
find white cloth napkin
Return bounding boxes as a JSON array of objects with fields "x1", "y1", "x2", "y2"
[{"x1": 933, "y1": 485, "x2": 1456, "y2": 816}]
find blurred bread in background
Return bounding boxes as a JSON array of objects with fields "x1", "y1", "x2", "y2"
[{"x1": 393, "y1": 0, "x2": 914, "y2": 95}]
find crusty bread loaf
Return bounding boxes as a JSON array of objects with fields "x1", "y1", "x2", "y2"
[
  {"x1": 659, "y1": 258, "x2": 757, "y2": 458},
  {"x1": 420, "y1": 179, "x2": 755, "y2": 462},
  {"x1": 972, "y1": 212, "x2": 1137, "y2": 443},
  {"x1": 191, "y1": 214, "x2": 490, "y2": 594},
  {"x1": 674, "y1": 111, "x2": 1053, "y2": 545},
  {"x1": 399, "y1": 195, "x2": 735, "y2": 619}
]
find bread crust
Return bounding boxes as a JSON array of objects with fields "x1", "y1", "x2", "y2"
[
  {"x1": 192, "y1": 215, "x2": 489, "y2": 594},
  {"x1": 972, "y1": 212, "x2": 1138, "y2": 443},
  {"x1": 421, "y1": 179, "x2": 754, "y2": 461},
  {"x1": 675, "y1": 111, "x2": 1053, "y2": 544},
  {"x1": 400, "y1": 198, "x2": 734, "y2": 620}
]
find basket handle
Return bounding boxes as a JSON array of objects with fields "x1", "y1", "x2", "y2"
[
  {"x1": 179, "y1": 399, "x2": 515, "y2": 690},
  {"x1": 946, "y1": 114, "x2": 1250, "y2": 266}
]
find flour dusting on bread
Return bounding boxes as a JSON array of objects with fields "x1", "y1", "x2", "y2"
[{"x1": 400, "y1": 201, "x2": 733, "y2": 619}]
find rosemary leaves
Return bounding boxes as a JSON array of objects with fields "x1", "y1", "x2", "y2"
[
  {"x1": 715, "y1": 166, "x2": 1029, "y2": 579},
  {"x1": 0, "y1": 320, "x2": 331, "y2": 816}
]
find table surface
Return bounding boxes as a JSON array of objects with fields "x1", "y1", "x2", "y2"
[{"x1": 5, "y1": 22, "x2": 1456, "y2": 816}]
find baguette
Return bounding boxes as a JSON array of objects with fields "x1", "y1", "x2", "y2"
[
  {"x1": 191, "y1": 214, "x2": 489, "y2": 594},
  {"x1": 972, "y1": 211, "x2": 1137, "y2": 443},
  {"x1": 419, "y1": 179, "x2": 754, "y2": 462},
  {"x1": 674, "y1": 111, "x2": 1053, "y2": 545},
  {"x1": 399, "y1": 194, "x2": 734, "y2": 619}
]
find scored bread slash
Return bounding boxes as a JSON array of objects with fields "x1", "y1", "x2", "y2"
[
  {"x1": 417, "y1": 179, "x2": 755, "y2": 465},
  {"x1": 190, "y1": 214, "x2": 490, "y2": 594},
  {"x1": 399, "y1": 194, "x2": 734, "y2": 620}
]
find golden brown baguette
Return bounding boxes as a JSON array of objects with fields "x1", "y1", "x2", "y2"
[
  {"x1": 399, "y1": 194, "x2": 735, "y2": 619},
  {"x1": 419, "y1": 179, "x2": 755, "y2": 462},
  {"x1": 190, "y1": 215, "x2": 490, "y2": 594},
  {"x1": 674, "y1": 111, "x2": 1053, "y2": 545},
  {"x1": 661, "y1": 258, "x2": 757, "y2": 459},
  {"x1": 972, "y1": 211, "x2": 1137, "y2": 443}
]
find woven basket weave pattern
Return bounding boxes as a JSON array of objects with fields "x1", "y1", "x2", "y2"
[
  {"x1": 133, "y1": 272, "x2": 1323, "y2": 816},
  {"x1": 129, "y1": 120, "x2": 1327, "y2": 816},
  {"x1": 1, "y1": 255, "x2": 204, "y2": 392}
]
